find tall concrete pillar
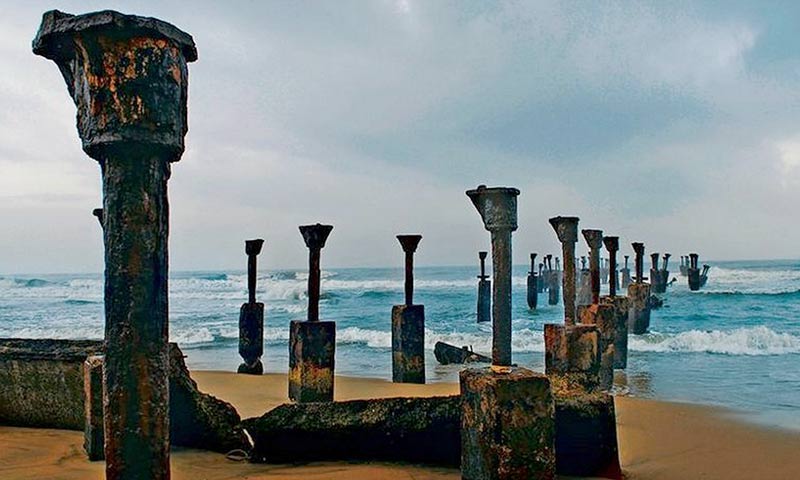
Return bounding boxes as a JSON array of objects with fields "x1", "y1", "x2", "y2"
[
  {"x1": 688, "y1": 253, "x2": 701, "y2": 290},
  {"x1": 289, "y1": 224, "x2": 335, "y2": 402},
  {"x1": 620, "y1": 255, "x2": 631, "y2": 289},
  {"x1": 547, "y1": 254, "x2": 560, "y2": 306},
  {"x1": 602, "y1": 236, "x2": 628, "y2": 369},
  {"x1": 391, "y1": 235, "x2": 425, "y2": 384},
  {"x1": 549, "y1": 217, "x2": 579, "y2": 326},
  {"x1": 462, "y1": 186, "x2": 556, "y2": 479},
  {"x1": 477, "y1": 252, "x2": 491, "y2": 323},
  {"x1": 239, "y1": 239, "x2": 265, "y2": 374},
  {"x1": 33, "y1": 10, "x2": 196, "y2": 479}
]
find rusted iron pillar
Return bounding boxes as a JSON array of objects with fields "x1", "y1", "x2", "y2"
[
  {"x1": 582, "y1": 230, "x2": 603, "y2": 305},
  {"x1": 603, "y1": 237, "x2": 619, "y2": 298},
  {"x1": 549, "y1": 216, "x2": 579, "y2": 326},
  {"x1": 476, "y1": 251, "x2": 491, "y2": 323},
  {"x1": 238, "y1": 239, "x2": 265, "y2": 375},
  {"x1": 289, "y1": 224, "x2": 335, "y2": 402},
  {"x1": 628, "y1": 242, "x2": 651, "y2": 335},
  {"x1": 601, "y1": 236, "x2": 627, "y2": 369},
  {"x1": 33, "y1": 10, "x2": 196, "y2": 479},
  {"x1": 462, "y1": 186, "x2": 556, "y2": 479},
  {"x1": 688, "y1": 253, "x2": 701, "y2": 290},
  {"x1": 466, "y1": 186, "x2": 519, "y2": 368},
  {"x1": 392, "y1": 235, "x2": 425, "y2": 384},
  {"x1": 650, "y1": 253, "x2": 661, "y2": 293},
  {"x1": 527, "y1": 253, "x2": 538, "y2": 310}
]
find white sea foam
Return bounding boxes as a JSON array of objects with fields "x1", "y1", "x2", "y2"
[
  {"x1": 629, "y1": 326, "x2": 800, "y2": 355},
  {"x1": 698, "y1": 267, "x2": 800, "y2": 295}
]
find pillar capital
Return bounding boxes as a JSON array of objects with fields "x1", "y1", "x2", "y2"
[
  {"x1": 581, "y1": 229, "x2": 603, "y2": 250},
  {"x1": 396, "y1": 234, "x2": 422, "y2": 253},
  {"x1": 466, "y1": 185, "x2": 519, "y2": 232},
  {"x1": 245, "y1": 239, "x2": 264, "y2": 256},
  {"x1": 549, "y1": 216, "x2": 579, "y2": 243},
  {"x1": 33, "y1": 10, "x2": 197, "y2": 162},
  {"x1": 602, "y1": 236, "x2": 619, "y2": 252},
  {"x1": 299, "y1": 224, "x2": 333, "y2": 250}
]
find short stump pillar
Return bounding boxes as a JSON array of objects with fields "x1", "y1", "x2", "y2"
[
  {"x1": 460, "y1": 367, "x2": 556, "y2": 480},
  {"x1": 288, "y1": 320, "x2": 336, "y2": 403},
  {"x1": 578, "y1": 304, "x2": 616, "y2": 391},
  {"x1": 238, "y1": 302, "x2": 264, "y2": 374},
  {"x1": 83, "y1": 355, "x2": 104, "y2": 461},
  {"x1": 604, "y1": 296, "x2": 629, "y2": 369},
  {"x1": 391, "y1": 304, "x2": 425, "y2": 384},
  {"x1": 627, "y1": 283, "x2": 651, "y2": 335},
  {"x1": 477, "y1": 280, "x2": 491, "y2": 323},
  {"x1": 544, "y1": 324, "x2": 600, "y2": 391}
]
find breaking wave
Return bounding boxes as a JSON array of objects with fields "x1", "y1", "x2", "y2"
[{"x1": 629, "y1": 326, "x2": 800, "y2": 356}]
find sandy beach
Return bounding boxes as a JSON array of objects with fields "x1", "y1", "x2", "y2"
[{"x1": 1, "y1": 371, "x2": 799, "y2": 479}]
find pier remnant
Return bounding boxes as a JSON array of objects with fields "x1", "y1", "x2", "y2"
[
  {"x1": 620, "y1": 255, "x2": 631, "y2": 289},
  {"x1": 661, "y1": 253, "x2": 671, "y2": 291},
  {"x1": 463, "y1": 186, "x2": 556, "y2": 479},
  {"x1": 477, "y1": 251, "x2": 491, "y2": 323},
  {"x1": 527, "y1": 253, "x2": 538, "y2": 310},
  {"x1": 33, "y1": 9, "x2": 197, "y2": 479},
  {"x1": 238, "y1": 239, "x2": 265, "y2": 375},
  {"x1": 547, "y1": 254, "x2": 560, "y2": 305},
  {"x1": 289, "y1": 224, "x2": 335, "y2": 402},
  {"x1": 578, "y1": 256, "x2": 591, "y2": 306},
  {"x1": 392, "y1": 235, "x2": 425, "y2": 384},
  {"x1": 650, "y1": 253, "x2": 667, "y2": 294},
  {"x1": 602, "y1": 236, "x2": 628, "y2": 369},
  {"x1": 687, "y1": 253, "x2": 709, "y2": 290},
  {"x1": 628, "y1": 242, "x2": 652, "y2": 334}
]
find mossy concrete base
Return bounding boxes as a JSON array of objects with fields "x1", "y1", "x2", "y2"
[
  {"x1": 460, "y1": 366, "x2": 556, "y2": 480},
  {"x1": 578, "y1": 304, "x2": 616, "y2": 390},
  {"x1": 391, "y1": 304, "x2": 425, "y2": 384},
  {"x1": 544, "y1": 324, "x2": 600, "y2": 392},
  {"x1": 288, "y1": 320, "x2": 336, "y2": 402},
  {"x1": 627, "y1": 283, "x2": 651, "y2": 335}
]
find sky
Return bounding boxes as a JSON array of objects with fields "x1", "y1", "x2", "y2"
[{"x1": 1, "y1": 1, "x2": 799, "y2": 273}]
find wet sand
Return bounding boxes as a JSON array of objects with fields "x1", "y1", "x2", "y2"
[{"x1": 1, "y1": 371, "x2": 799, "y2": 479}]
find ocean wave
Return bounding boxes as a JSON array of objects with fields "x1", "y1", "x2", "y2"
[
  {"x1": 700, "y1": 266, "x2": 800, "y2": 295},
  {"x1": 629, "y1": 326, "x2": 800, "y2": 356}
]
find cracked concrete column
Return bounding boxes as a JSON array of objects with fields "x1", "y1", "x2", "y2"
[
  {"x1": 392, "y1": 235, "x2": 425, "y2": 384},
  {"x1": 239, "y1": 239, "x2": 265, "y2": 374}
]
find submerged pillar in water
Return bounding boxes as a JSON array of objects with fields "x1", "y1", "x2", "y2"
[
  {"x1": 547, "y1": 254, "x2": 560, "y2": 306},
  {"x1": 688, "y1": 253, "x2": 701, "y2": 290},
  {"x1": 238, "y1": 239, "x2": 265, "y2": 375},
  {"x1": 289, "y1": 224, "x2": 335, "y2": 402},
  {"x1": 391, "y1": 235, "x2": 425, "y2": 384},
  {"x1": 628, "y1": 243, "x2": 651, "y2": 335},
  {"x1": 620, "y1": 255, "x2": 632, "y2": 289},
  {"x1": 462, "y1": 185, "x2": 556, "y2": 480},
  {"x1": 578, "y1": 229, "x2": 614, "y2": 390},
  {"x1": 33, "y1": 9, "x2": 197, "y2": 479},
  {"x1": 602, "y1": 236, "x2": 628, "y2": 369},
  {"x1": 477, "y1": 251, "x2": 491, "y2": 323},
  {"x1": 527, "y1": 253, "x2": 538, "y2": 310}
]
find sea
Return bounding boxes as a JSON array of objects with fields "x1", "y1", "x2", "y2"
[{"x1": 2, "y1": 260, "x2": 799, "y2": 430}]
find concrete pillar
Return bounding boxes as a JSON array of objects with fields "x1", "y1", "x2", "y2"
[
  {"x1": 603, "y1": 237, "x2": 619, "y2": 297},
  {"x1": 582, "y1": 230, "x2": 603, "y2": 305},
  {"x1": 650, "y1": 252, "x2": 663, "y2": 293},
  {"x1": 688, "y1": 253, "x2": 701, "y2": 290},
  {"x1": 527, "y1": 253, "x2": 538, "y2": 310},
  {"x1": 239, "y1": 239, "x2": 265, "y2": 374},
  {"x1": 628, "y1": 242, "x2": 651, "y2": 334},
  {"x1": 537, "y1": 262, "x2": 545, "y2": 293},
  {"x1": 477, "y1": 251, "x2": 491, "y2": 323},
  {"x1": 601, "y1": 237, "x2": 628, "y2": 369},
  {"x1": 547, "y1": 255, "x2": 560, "y2": 306},
  {"x1": 620, "y1": 255, "x2": 631, "y2": 289},
  {"x1": 463, "y1": 185, "x2": 555, "y2": 479},
  {"x1": 83, "y1": 355, "x2": 104, "y2": 461},
  {"x1": 543, "y1": 324, "x2": 600, "y2": 390},
  {"x1": 33, "y1": 10, "x2": 197, "y2": 479},
  {"x1": 661, "y1": 253, "x2": 671, "y2": 291},
  {"x1": 548, "y1": 217, "x2": 579, "y2": 325},
  {"x1": 392, "y1": 235, "x2": 425, "y2": 384},
  {"x1": 289, "y1": 224, "x2": 335, "y2": 402}
]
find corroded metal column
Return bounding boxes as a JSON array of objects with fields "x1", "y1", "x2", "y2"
[
  {"x1": 392, "y1": 235, "x2": 425, "y2": 384},
  {"x1": 289, "y1": 224, "x2": 335, "y2": 402},
  {"x1": 621, "y1": 255, "x2": 631, "y2": 289},
  {"x1": 603, "y1": 237, "x2": 619, "y2": 297},
  {"x1": 238, "y1": 239, "x2": 265, "y2": 374},
  {"x1": 527, "y1": 253, "x2": 538, "y2": 310},
  {"x1": 466, "y1": 185, "x2": 519, "y2": 368},
  {"x1": 33, "y1": 10, "x2": 196, "y2": 479},
  {"x1": 582, "y1": 230, "x2": 603, "y2": 305},
  {"x1": 628, "y1": 242, "x2": 651, "y2": 335},
  {"x1": 476, "y1": 251, "x2": 491, "y2": 323},
  {"x1": 550, "y1": 217, "x2": 579, "y2": 325},
  {"x1": 462, "y1": 185, "x2": 556, "y2": 479}
]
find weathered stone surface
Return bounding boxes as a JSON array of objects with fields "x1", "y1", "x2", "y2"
[
  {"x1": 577, "y1": 304, "x2": 616, "y2": 390},
  {"x1": 461, "y1": 367, "x2": 556, "y2": 480},
  {"x1": 550, "y1": 376, "x2": 621, "y2": 479},
  {"x1": 477, "y1": 278, "x2": 491, "y2": 323},
  {"x1": 434, "y1": 341, "x2": 491, "y2": 365},
  {"x1": 547, "y1": 270, "x2": 560, "y2": 306},
  {"x1": 391, "y1": 304, "x2": 425, "y2": 384},
  {"x1": 628, "y1": 283, "x2": 651, "y2": 335},
  {"x1": 577, "y1": 269, "x2": 592, "y2": 306},
  {"x1": 243, "y1": 395, "x2": 461, "y2": 466},
  {"x1": 0, "y1": 339, "x2": 102, "y2": 430},
  {"x1": 288, "y1": 320, "x2": 335, "y2": 402},
  {"x1": 603, "y1": 296, "x2": 629, "y2": 369},
  {"x1": 544, "y1": 324, "x2": 600, "y2": 392},
  {"x1": 0, "y1": 339, "x2": 247, "y2": 456}
]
